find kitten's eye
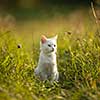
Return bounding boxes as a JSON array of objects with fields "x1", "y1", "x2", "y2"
[
  {"x1": 48, "y1": 44, "x2": 51, "y2": 47},
  {"x1": 54, "y1": 45, "x2": 56, "y2": 47}
]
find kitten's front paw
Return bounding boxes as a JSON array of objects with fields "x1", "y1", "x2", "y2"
[
  {"x1": 51, "y1": 71, "x2": 59, "y2": 82},
  {"x1": 55, "y1": 72, "x2": 59, "y2": 82}
]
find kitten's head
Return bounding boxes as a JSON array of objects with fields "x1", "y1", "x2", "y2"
[{"x1": 40, "y1": 35, "x2": 57, "y2": 54}]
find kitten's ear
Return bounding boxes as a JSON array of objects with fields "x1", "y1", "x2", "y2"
[
  {"x1": 53, "y1": 35, "x2": 58, "y2": 40},
  {"x1": 41, "y1": 35, "x2": 47, "y2": 44}
]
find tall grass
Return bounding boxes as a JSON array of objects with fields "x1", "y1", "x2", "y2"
[{"x1": 0, "y1": 27, "x2": 100, "y2": 100}]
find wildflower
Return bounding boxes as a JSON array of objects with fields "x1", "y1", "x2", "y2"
[
  {"x1": 17, "y1": 44, "x2": 22, "y2": 48},
  {"x1": 64, "y1": 31, "x2": 72, "y2": 35}
]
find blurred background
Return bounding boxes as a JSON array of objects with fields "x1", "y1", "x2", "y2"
[{"x1": 0, "y1": 0, "x2": 100, "y2": 49}]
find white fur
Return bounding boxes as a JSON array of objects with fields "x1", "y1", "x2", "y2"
[{"x1": 34, "y1": 35, "x2": 59, "y2": 82}]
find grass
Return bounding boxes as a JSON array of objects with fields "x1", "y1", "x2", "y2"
[
  {"x1": 0, "y1": 26, "x2": 100, "y2": 100},
  {"x1": 0, "y1": 3, "x2": 100, "y2": 100}
]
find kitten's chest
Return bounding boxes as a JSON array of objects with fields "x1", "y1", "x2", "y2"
[
  {"x1": 41, "y1": 54, "x2": 56, "y2": 64},
  {"x1": 39, "y1": 53, "x2": 57, "y2": 73}
]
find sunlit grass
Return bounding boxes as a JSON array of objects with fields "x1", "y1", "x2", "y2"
[
  {"x1": 0, "y1": 24, "x2": 100, "y2": 99},
  {"x1": 0, "y1": 4, "x2": 100, "y2": 100}
]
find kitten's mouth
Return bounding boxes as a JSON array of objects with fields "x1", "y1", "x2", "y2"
[{"x1": 51, "y1": 48, "x2": 54, "y2": 52}]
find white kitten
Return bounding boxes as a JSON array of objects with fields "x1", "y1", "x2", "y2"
[{"x1": 34, "y1": 35, "x2": 59, "y2": 82}]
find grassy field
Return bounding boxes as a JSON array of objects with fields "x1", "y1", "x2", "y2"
[{"x1": 0, "y1": 4, "x2": 100, "y2": 100}]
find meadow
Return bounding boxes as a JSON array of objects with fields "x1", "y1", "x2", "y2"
[{"x1": 0, "y1": 3, "x2": 100, "y2": 100}]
